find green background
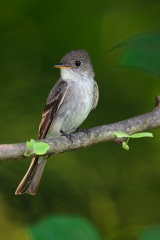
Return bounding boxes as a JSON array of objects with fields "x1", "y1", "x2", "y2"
[{"x1": 0, "y1": 0, "x2": 160, "y2": 239}]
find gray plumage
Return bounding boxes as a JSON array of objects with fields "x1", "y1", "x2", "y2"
[{"x1": 15, "y1": 49, "x2": 99, "y2": 195}]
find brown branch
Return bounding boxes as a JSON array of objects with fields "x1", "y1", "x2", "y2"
[{"x1": 0, "y1": 96, "x2": 160, "y2": 161}]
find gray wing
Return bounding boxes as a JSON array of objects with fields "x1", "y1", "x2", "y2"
[
  {"x1": 92, "y1": 80, "x2": 99, "y2": 110},
  {"x1": 38, "y1": 79, "x2": 69, "y2": 139}
]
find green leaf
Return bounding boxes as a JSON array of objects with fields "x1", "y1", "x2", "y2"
[
  {"x1": 26, "y1": 139, "x2": 36, "y2": 149},
  {"x1": 24, "y1": 139, "x2": 36, "y2": 156},
  {"x1": 113, "y1": 30, "x2": 160, "y2": 79},
  {"x1": 130, "y1": 132, "x2": 153, "y2": 138},
  {"x1": 29, "y1": 215, "x2": 102, "y2": 240},
  {"x1": 122, "y1": 141, "x2": 129, "y2": 150},
  {"x1": 113, "y1": 131, "x2": 129, "y2": 138},
  {"x1": 33, "y1": 142, "x2": 50, "y2": 155},
  {"x1": 24, "y1": 151, "x2": 32, "y2": 157}
]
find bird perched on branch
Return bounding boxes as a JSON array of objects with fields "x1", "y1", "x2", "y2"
[{"x1": 15, "y1": 49, "x2": 99, "y2": 195}]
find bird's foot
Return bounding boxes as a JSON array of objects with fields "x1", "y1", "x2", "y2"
[
  {"x1": 76, "y1": 127, "x2": 91, "y2": 136},
  {"x1": 60, "y1": 130, "x2": 74, "y2": 143}
]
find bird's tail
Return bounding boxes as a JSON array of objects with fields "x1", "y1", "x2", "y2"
[{"x1": 15, "y1": 157, "x2": 47, "y2": 195}]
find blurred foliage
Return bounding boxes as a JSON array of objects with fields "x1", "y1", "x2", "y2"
[
  {"x1": 29, "y1": 215, "x2": 102, "y2": 240},
  {"x1": 0, "y1": 195, "x2": 28, "y2": 240},
  {"x1": 1, "y1": 0, "x2": 160, "y2": 239},
  {"x1": 138, "y1": 227, "x2": 160, "y2": 240},
  {"x1": 113, "y1": 30, "x2": 160, "y2": 79}
]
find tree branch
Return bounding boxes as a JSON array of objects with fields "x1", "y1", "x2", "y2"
[{"x1": 0, "y1": 96, "x2": 160, "y2": 161}]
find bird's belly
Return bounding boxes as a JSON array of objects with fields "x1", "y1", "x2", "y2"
[
  {"x1": 61, "y1": 83, "x2": 93, "y2": 133},
  {"x1": 62, "y1": 96, "x2": 92, "y2": 133},
  {"x1": 47, "y1": 80, "x2": 94, "y2": 137}
]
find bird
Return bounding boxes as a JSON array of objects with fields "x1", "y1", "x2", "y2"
[{"x1": 15, "y1": 49, "x2": 99, "y2": 195}]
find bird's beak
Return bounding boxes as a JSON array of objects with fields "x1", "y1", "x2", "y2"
[{"x1": 54, "y1": 63, "x2": 71, "y2": 69}]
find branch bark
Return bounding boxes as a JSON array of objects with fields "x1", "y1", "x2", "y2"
[{"x1": 0, "y1": 96, "x2": 160, "y2": 161}]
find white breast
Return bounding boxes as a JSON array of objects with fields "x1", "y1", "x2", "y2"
[
  {"x1": 47, "y1": 68, "x2": 95, "y2": 137},
  {"x1": 60, "y1": 77, "x2": 94, "y2": 133}
]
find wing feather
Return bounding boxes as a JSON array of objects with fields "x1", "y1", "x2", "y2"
[
  {"x1": 92, "y1": 80, "x2": 99, "y2": 110},
  {"x1": 38, "y1": 80, "x2": 69, "y2": 139}
]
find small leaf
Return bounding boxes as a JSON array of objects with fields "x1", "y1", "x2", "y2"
[
  {"x1": 113, "y1": 131, "x2": 129, "y2": 138},
  {"x1": 26, "y1": 139, "x2": 36, "y2": 149},
  {"x1": 24, "y1": 139, "x2": 36, "y2": 156},
  {"x1": 122, "y1": 141, "x2": 129, "y2": 150},
  {"x1": 130, "y1": 132, "x2": 153, "y2": 138},
  {"x1": 33, "y1": 142, "x2": 50, "y2": 155},
  {"x1": 24, "y1": 151, "x2": 33, "y2": 157}
]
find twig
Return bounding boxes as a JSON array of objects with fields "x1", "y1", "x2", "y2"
[{"x1": 0, "y1": 96, "x2": 160, "y2": 161}]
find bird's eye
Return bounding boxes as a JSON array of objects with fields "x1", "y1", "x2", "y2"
[{"x1": 75, "y1": 61, "x2": 81, "y2": 67}]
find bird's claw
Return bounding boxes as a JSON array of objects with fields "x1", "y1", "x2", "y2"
[
  {"x1": 60, "y1": 130, "x2": 74, "y2": 143},
  {"x1": 76, "y1": 127, "x2": 91, "y2": 136}
]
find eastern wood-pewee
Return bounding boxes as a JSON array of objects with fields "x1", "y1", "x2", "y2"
[{"x1": 15, "y1": 49, "x2": 99, "y2": 195}]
